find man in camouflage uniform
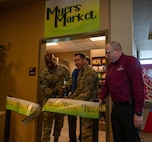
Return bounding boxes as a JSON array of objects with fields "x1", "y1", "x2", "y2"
[
  {"x1": 40, "y1": 54, "x2": 72, "y2": 142},
  {"x1": 70, "y1": 53, "x2": 98, "y2": 142}
]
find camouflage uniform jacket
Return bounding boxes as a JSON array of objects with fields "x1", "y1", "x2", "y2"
[
  {"x1": 40, "y1": 64, "x2": 72, "y2": 104},
  {"x1": 70, "y1": 65, "x2": 98, "y2": 102}
]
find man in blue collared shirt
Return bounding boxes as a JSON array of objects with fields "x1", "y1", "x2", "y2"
[{"x1": 68, "y1": 68, "x2": 79, "y2": 142}]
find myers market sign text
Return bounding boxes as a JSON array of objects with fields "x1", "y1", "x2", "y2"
[
  {"x1": 46, "y1": 4, "x2": 97, "y2": 27},
  {"x1": 44, "y1": 0, "x2": 100, "y2": 37}
]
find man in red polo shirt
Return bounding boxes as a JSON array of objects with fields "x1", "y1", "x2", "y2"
[{"x1": 99, "y1": 41, "x2": 145, "y2": 142}]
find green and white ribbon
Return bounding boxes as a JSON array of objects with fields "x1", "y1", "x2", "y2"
[
  {"x1": 42, "y1": 98, "x2": 99, "y2": 119},
  {"x1": 6, "y1": 97, "x2": 100, "y2": 118},
  {"x1": 6, "y1": 96, "x2": 40, "y2": 116}
]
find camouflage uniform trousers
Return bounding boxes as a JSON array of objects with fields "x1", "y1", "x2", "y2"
[
  {"x1": 41, "y1": 111, "x2": 64, "y2": 142},
  {"x1": 81, "y1": 117, "x2": 94, "y2": 142}
]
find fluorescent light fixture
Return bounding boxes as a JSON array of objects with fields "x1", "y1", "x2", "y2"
[
  {"x1": 140, "y1": 59, "x2": 152, "y2": 65},
  {"x1": 139, "y1": 50, "x2": 152, "y2": 59},
  {"x1": 46, "y1": 42, "x2": 58, "y2": 46},
  {"x1": 90, "y1": 36, "x2": 106, "y2": 41}
]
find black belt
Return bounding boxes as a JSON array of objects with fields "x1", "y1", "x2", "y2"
[{"x1": 114, "y1": 101, "x2": 134, "y2": 106}]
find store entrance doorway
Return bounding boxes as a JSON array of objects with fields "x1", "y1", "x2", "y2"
[{"x1": 36, "y1": 31, "x2": 109, "y2": 142}]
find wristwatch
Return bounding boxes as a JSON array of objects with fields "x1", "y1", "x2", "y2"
[{"x1": 135, "y1": 112, "x2": 142, "y2": 116}]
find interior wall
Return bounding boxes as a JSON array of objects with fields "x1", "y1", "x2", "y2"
[
  {"x1": 110, "y1": 0, "x2": 133, "y2": 55},
  {"x1": 0, "y1": 1, "x2": 45, "y2": 142},
  {"x1": 100, "y1": 0, "x2": 110, "y2": 30}
]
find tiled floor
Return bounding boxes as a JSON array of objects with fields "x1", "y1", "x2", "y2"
[
  {"x1": 50, "y1": 115, "x2": 106, "y2": 142},
  {"x1": 140, "y1": 132, "x2": 152, "y2": 142},
  {"x1": 50, "y1": 115, "x2": 151, "y2": 142}
]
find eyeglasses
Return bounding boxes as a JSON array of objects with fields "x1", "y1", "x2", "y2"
[{"x1": 105, "y1": 49, "x2": 113, "y2": 54}]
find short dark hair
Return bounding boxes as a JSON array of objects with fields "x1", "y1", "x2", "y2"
[
  {"x1": 45, "y1": 54, "x2": 55, "y2": 62},
  {"x1": 86, "y1": 56, "x2": 91, "y2": 65},
  {"x1": 74, "y1": 53, "x2": 86, "y2": 59}
]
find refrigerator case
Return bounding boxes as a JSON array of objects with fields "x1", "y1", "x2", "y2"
[{"x1": 141, "y1": 64, "x2": 152, "y2": 132}]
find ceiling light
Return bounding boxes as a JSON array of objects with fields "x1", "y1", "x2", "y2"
[
  {"x1": 140, "y1": 59, "x2": 152, "y2": 65},
  {"x1": 89, "y1": 36, "x2": 106, "y2": 41},
  {"x1": 46, "y1": 42, "x2": 58, "y2": 46}
]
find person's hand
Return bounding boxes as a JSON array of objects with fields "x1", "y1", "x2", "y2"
[
  {"x1": 67, "y1": 91, "x2": 72, "y2": 98},
  {"x1": 57, "y1": 86, "x2": 66, "y2": 97},
  {"x1": 57, "y1": 87, "x2": 64, "y2": 95},
  {"x1": 99, "y1": 99, "x2": 102, "y2": 104},
  {"x1": 134, "y1": 113, "x2": 143, "y2": 128},
  {"x1": 63, "y1": 95, "x2": 69, "y2": 99}
]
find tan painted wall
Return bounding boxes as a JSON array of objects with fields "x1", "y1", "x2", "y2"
[
  {"x1": 110, "y1": 0, "x2": 134, "y2": 55},
  {"x1": 0, "y1": 1, "x2": 45, "y2": 142}
]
